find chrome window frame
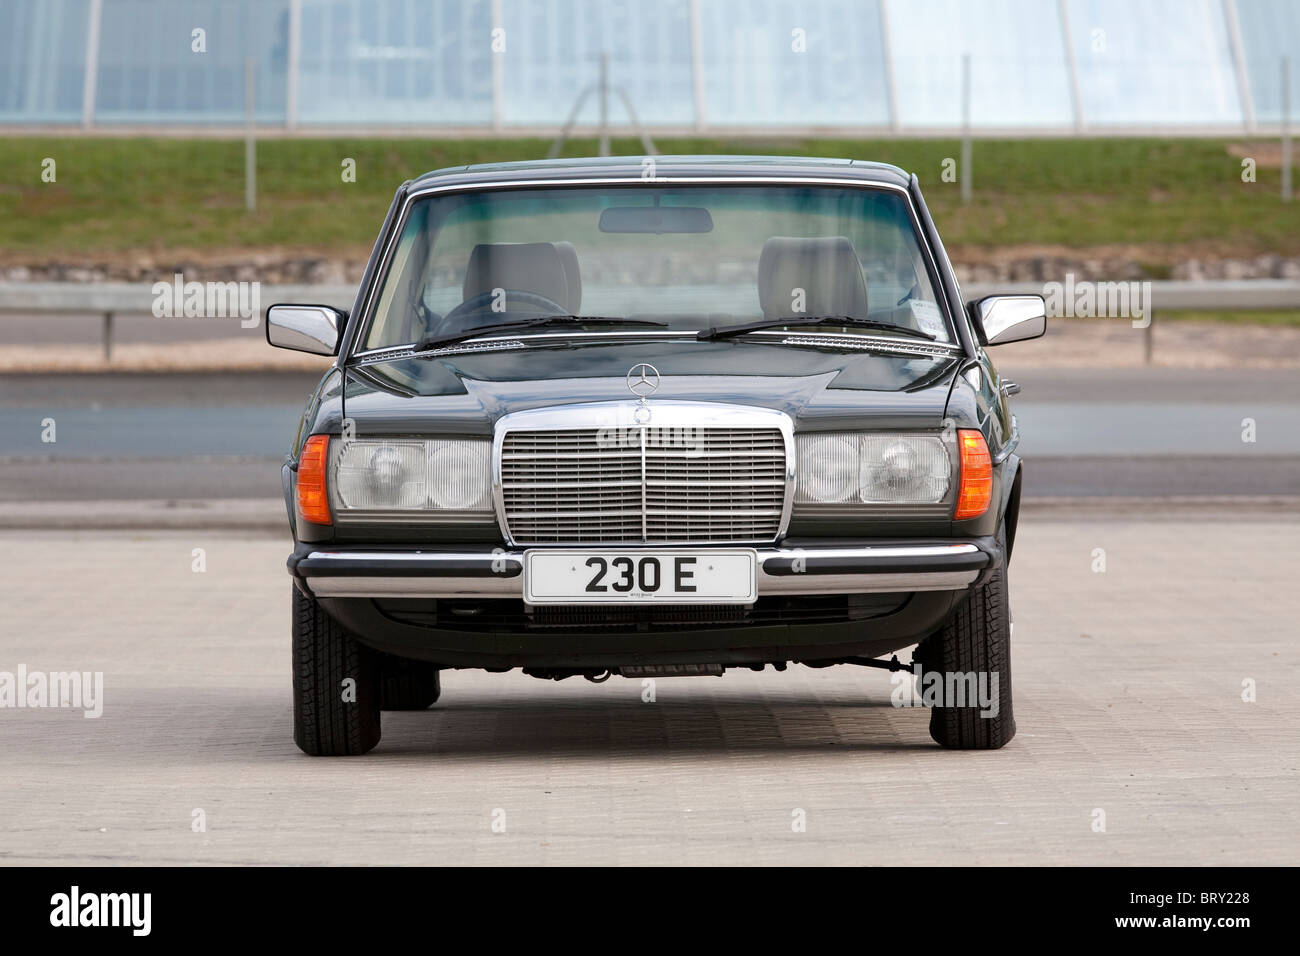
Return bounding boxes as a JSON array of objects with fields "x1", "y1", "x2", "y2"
[{"x1": 344, "y1": 176, "x2": 964, "y2": 363}]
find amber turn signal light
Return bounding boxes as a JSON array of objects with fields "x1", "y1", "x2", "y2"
[
  {"x1": 297, "y1": 434, "x2": 332, "y2": 526},
  {"x1": 954, "y1": 429, "x2": 992, "y2": 520}
]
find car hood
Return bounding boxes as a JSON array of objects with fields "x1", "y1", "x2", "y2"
[{"x1": 335, "y1": 338, "x2": 962, "y2": 435}]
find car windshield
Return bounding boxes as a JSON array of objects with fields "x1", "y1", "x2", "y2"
[{"x1": 362, "y1": 183, "x2": 953, "y2": 351}]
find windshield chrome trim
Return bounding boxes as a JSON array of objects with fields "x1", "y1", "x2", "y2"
[
  {"x1": 351, "y1": 329, "x2": 695, "y2": 362},
  {"x1": 349, "y1": 327, "x2": 962, "y2": 364},
  {"x1": 351, "y1": 338, "x2": 530, "y2": 365},
  {"x1": 773, "y1": 332, "x2": 960, "y2": 355},
  {"x1": 347, "y1": 175, "x2": 957, "y2": 362}
]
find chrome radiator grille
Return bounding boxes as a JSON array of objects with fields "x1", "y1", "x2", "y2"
[{"x1": 500, "y1": 427, "x2": 788, "y2": 544}]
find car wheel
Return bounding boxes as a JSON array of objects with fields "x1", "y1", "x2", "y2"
[
  {"x1": 292, "y1": 585, "x2": 381, "y2": 756},
  {"x1": 918, "y1": 526, "x2": 1016, "y2": 750},
  {"x1": 379, "y1": 654, "x2": 441, "y2": 710}
]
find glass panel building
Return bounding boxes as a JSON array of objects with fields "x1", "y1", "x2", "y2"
[{"x1": 1, "y1": 0, "x2": 1297, "y2": 131}]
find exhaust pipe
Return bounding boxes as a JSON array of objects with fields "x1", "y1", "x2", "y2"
[{"x1": 618, "y1": 664, "x2": 724, "y2": 678}]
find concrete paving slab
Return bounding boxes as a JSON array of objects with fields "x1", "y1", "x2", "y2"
[{"x1": 0, "y1": 519, "x2": 1295, "y2": 865}]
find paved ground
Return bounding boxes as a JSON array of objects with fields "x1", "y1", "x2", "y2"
[{"x1": 1, "y1": 515, "x2": 1296, "y2": 865}]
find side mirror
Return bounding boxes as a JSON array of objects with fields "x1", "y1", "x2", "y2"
[
  {"x1": 970, "y1": 295, "x2": 1047, "y2": 347},
  {"x1": 266, "y1": 304, "x2": 346, "y2": 355}
]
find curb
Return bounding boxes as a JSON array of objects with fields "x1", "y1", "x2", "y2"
[
  {"x1": 1020, "y1": 495, "x2": 1300, "y2": 519},
  {"x1": 0, "y1": 498, "x2": 288, "y2": 532}
]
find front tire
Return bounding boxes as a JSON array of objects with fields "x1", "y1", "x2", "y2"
[
  {"x1": 292, "y1": 585, "x2": 381, "y2": 755},
  {"x1": 917, "y1": 528, "x2": 1016, "y2": 750}
]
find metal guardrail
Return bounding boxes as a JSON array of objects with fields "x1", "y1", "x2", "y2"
[
  {"x1": 0, "y1": 282, "x2": 356, "y2": 360},
  {"x1": 964, "y1": 279, "x2": 1300, "y2": 310},
  {"x1": 1, "y1": 279, "x2": 1298, "y2": 363},
  {"x1": 0, "y1": 282, "x2": 355, "y2": 313},
  {"x1": 966, "y1": 279, "x2": 1300, "y2": 362}
]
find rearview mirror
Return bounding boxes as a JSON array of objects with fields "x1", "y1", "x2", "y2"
[
  {"x1": 266, "y1": 304, "x2": 346, "y2": 355},
  {"x1": 970, "y1": 295, "x2": 1047, "y2": 346},
  {"x1": 599, "y1": 206, "x2": 713, "y2": 234}
]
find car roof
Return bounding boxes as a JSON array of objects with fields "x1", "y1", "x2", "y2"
[{"x1": 409, "y1": 155, "x2": 912, "y2": 190}]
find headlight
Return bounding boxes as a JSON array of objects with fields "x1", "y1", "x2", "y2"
[
  {"x1": 336, "y1": 441, "x2": 427, "y2": 509},
  {"x1": 796, "y1": 433, "x2": 951, "y2": 505},
  {"x1": 798, "y1": 436, "x2": 859, "y2": 502},
  {"x1": 860, "y1": 435, "x2": 950, "y2": 503},
  {"x1": 332, "y1": 439, "x2": 492, "y2": 513},
  {"x1": 429, "y1": 441, "x2": 492, "y2": 510}
]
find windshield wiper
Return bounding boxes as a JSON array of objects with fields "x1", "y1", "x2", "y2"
[
  {"x1": 415, "y1": 315, "x2": 666, "y2": 352},
  {"x1": 697, "y1": 315, "x2": 937, "y2": 342}
]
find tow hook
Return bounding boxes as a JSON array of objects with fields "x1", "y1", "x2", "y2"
[{"x1": 584, "y1": 670, "x2": 612, "y2": 683}]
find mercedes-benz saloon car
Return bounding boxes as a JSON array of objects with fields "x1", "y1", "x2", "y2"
[{"x1": 267, "y1": 156, "x2": 1046, "y2": 755}]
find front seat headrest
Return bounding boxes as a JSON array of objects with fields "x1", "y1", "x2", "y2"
[
  {"x1": 757, "y1": 236, "x2": 869, "y2": 320},
  {"x1": 463, "y1": 242, "x2": 571, "y2": 309}
]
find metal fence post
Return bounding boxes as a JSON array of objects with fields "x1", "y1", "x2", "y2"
[
  {"x1": 1223, "y1": 0, "x2": 1256, "y2": 133},
  {"x1": 1283, "y1": 55, "x2": 1293, "y2": 203},
  {"x1": 81, "y1": 0, "x2": 102, "y2": 130},
  {"x1": 689, "y1": 0, "x2": 707, "y2": 132},
  {"x1": 245, "y1": 57, "x2": 257, "y2": 212},
  {"x1": 286, "y1": 0, "x2": 302, "y2": 131},
  {"x1": 1059, "y1": 0, "x2": 1085, "y2": 132},
  {"x1": 490, "y1": 0, "x2": 504, "y2": 131},
  {"x1": 103, "y1": 312, "x2": 114, "y2": 362},
  {"x1": 961, "y1": 53, "x2": 972, "y2": 203},
  {"x1": 879, "y1": 0, "x2": 900, "y2": 133},
  {"x1": 598, "y1": 53, "x2": 610, "y2": 157}
]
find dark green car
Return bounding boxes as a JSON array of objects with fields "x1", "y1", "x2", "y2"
[{"x1": 267, "y1": 156, "x2": 1046, "y2": 756}]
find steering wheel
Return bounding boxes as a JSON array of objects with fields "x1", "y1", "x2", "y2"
[{"x1": 440, "y1": 289, "x2": 568, "y2": 332}]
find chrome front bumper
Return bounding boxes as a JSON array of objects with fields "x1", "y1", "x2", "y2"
[{"x1": 291, "y1": 543, "x2": 991, "y2": 600}]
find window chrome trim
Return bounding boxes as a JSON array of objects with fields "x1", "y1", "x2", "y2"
[
  {"x1": 347, "y1": 175, "x2": 957, "y2": 362},
  {"x1": 491, "y1": 400, "x2": 796, "y2": 548}
]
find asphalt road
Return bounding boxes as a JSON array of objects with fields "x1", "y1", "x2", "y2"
[
  {"x1": 1, "y1": 516, "x2": 1295, "y2": 865},
  {"x1": 1, "y1": 368, "x2": 1297, "y2": 500}
]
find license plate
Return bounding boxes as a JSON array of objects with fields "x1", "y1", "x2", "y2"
[{"x1": 523, "y1": 550, "x2": 757, "y2": 605}]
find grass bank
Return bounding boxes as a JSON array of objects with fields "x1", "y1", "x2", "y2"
[{"x1": 2, "y1": 136, "x2": 1295, "y2": 260}]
